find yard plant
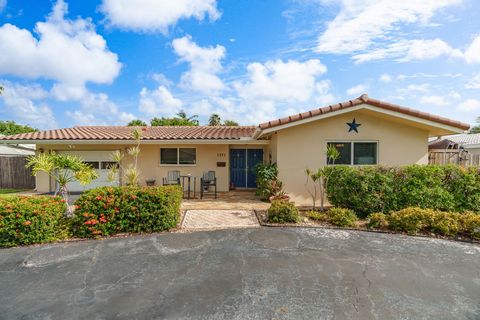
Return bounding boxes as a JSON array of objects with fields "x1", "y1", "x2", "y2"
[
  {"x1": 26, "y1": 152, "x2": 98, "y2": 216},
  {"x1": 72, "y1": 185, "x2": 182, "y2": 238},
  {"x1": 267, "y1": 200, "x2": 299, "y2": 223},
  {"x1": 0, "y1": 196, "x2": 68, "y2": 247},
  {"x1": 324, "y1": 165, "x2": 480, "y2": 217}
]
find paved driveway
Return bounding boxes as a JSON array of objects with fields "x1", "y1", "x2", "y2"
[{"x1": 0, "y1": 228, "x2": 479, "y2": 319}]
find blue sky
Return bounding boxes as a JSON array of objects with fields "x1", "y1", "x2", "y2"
[{"x1": 0, "y1": 0, "x2": 479, "y2": 129}]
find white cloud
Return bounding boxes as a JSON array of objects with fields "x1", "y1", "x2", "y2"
[
  {"x1": 101, "y1": 0, "x2": 220, "y2": 33},
  {"x1": 172, "y1": 35, "x2": 226, "y2": 94},
  {"x1": 0, "y1": 0, "x2": 6, "y2": 12},
  {"x1": 420, "y1": 95, "x2": 449, "y2": 106},
  {"x1": 457, "y1": 99, "x2": 480, "y2": 112},
  {"x1": 379, "y1": 73, "x2": 392, "y2": 83},
  {"x1": 464, "y1": 35, "x2": 480, "y2": 64},
  {"x1": 346, "y1": 84, "x2": 368, "y2": 96},
  {"x1": 0, "y1": 82, "x2": 56, "y2": 129},
  {"x1": 466, "y1": 73, "x2": 480, "y2": 89},
  {"x1": 66, "y1": 92, "x2": 135, "y2": 126},
  {"x1": 139, "y1": 85, "x2": 183, "y2": 116},
  {"x1": 316, "y1": 0, "x2": 462, "y2": 54},
  {"x1": 398, "y1": 83, "x2": 430, "y2": 94},
  {"x1": 353, "y1": 39, "x2": 462, "y2": 63},
  {"x1": 0, "y1": 0, "x2": 121, "y2": 97},
  {"x1": 234, "y1": 59, "x2": 328, "y2": 123}
]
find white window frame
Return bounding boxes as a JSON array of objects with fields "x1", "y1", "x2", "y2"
[
  {"x1": 160, "y1": 147, "x2": 197, "y2": 166},
  {"x1": 326, "y1": 141, "x2": 379, "y2": 166}
]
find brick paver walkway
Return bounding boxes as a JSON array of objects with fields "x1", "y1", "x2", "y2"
[{"x1": 182, "y1": 210, "x2": 260, "y2": 230}]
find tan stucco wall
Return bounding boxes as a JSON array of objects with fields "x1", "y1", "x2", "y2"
[
  {"x1": 34, "y1": 143, "x2": 266, "y2": 193},
  {"x1": 272, "y1": 110, "x2": 430, "y2": 206}
]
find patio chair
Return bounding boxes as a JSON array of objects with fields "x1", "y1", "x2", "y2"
[
  {"x1": 200, "y1": 170, "x2": 217, "y2": 199},
  {"x1": 162, "y1": 170, "x2": 180, "y2": 186}
]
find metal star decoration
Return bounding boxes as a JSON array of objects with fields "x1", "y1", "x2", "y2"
[{"x1": 347, "y1": 118, "x2": 361, "y2": 133}]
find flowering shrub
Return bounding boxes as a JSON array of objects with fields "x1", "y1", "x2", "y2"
[
  {"x1": 367, "y1": 213, "x2": 389, "y2": 230},
  {"x1": 0, "y1": 196, "x2": 68, "y2": 247},
  {"x1": 72, "y1": 186, "x2": 182, "y2": 238}
]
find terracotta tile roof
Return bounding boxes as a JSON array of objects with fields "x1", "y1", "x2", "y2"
[
  {"x1": 258, "y1": 94, "x2": 470, "y2": 131},
  {"x1": 0, "y1": 126, "x2": 257, "y2": 141}
]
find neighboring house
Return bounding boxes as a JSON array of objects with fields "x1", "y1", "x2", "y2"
[
  {"x1": 0, "y1": 94, "x2": 469, "y2": 205},
  {"x1": 429, "y1": 133, "x2": 480, "y2": 154}
]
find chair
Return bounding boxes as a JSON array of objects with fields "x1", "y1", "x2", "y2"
[
  {"x1": 162, "y1": 170, "x2": 180, "y2": 186},
  {"x1": 200, "y1": 171, "x2": 217, "y2": 199}
]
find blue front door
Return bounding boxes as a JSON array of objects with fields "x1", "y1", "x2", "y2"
[{"x1": 230, "y1": 149, "x2": 264, "y2": 189}]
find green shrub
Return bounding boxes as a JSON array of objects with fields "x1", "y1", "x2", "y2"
[
  {"x1": 255, "y1": 163, "x2": 279, "y2": 200},
  {"x1": 430, "y1": 211, "x2": 461, "y2": 236},
  {"x1": 306, "y1": 210, "x2": 328, "y2": 222},
  {"x1": 387, "y1": 207, "x2": 436, "y2": 235},
  {"x1": 458, "y1": 212, "x2": 480, "y2": 239},
  {"x1": 0, "y1": 196, "x2": 68, "y2": 247},
  {"x1": 327, "y1": 207, "x2": 358, "y2": 227},
  {"x1": 267, "y1": 200, "x2": 299, "y2": 223},
  {"x1": 324, "y1": 165, "x2": 480, "y2": 215},
  {"x1": 72, "y1": 186, "x2": 182, "y2": 238},
  {"x1": 367, "y1": 212, "x2": 389, "y2": 229}
]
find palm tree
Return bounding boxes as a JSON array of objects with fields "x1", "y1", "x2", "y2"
[
  {"x1": 27, "y1": 153, "x2": 98, "y2": 216},
  {"x1": 176, "y1": 110, "x2": 199, "y2": 125},
  {"x1": 208, "y1": 114, "x2": 222, "y2": 126},
  {"x1": 0, "y1": 85, "x2": 3, "y2": 95}
]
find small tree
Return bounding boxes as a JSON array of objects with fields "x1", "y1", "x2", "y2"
[
  {"x1": 305, "y1": 145, "x2": 340, "y2": 211},
  {"x1": 26, "y1": 152, "x2": 98, "y2": 216},
  {"x1": 0, "y1": 85, "x2": 3, "y2": 95},
  {"x1": 108, "y1": 128, "x2": 142, "y2": 186}
]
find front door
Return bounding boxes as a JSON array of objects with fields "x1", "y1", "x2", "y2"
[{"x1": 230, "y1": 149, "x2": 264, "y2": 189}]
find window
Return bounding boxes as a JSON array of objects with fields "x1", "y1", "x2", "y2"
[
  {"x1": 101, "y1": 161, "x2": 119, "y2": 170},
  {"x1": 84, "y1": 161, "x2": 100, "y2": 169},
  {"x1": 179, "y1": 148, "x2": 196, "y2": 165},
  {"x1": 327, "y1": 142, "x2": 377, "y2": 165},
  {"x1": 160, "y1": 148, "x2": 178, "y2": 164},
  {"x1": 160, "y1": 148, "x2": 196, "y2": 165}
]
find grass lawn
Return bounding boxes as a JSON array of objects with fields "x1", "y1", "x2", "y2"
[{"x1": 0, "y1": 189, "x2": 28, "y2": 196}]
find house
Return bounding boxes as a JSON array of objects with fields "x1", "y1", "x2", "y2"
[
  {"x1": 428, "y1": 133, "x2": 480, "y2": 166},
  {"x1": 429, "y1": 133, "x2": 480, "y2": 154},
  {"x1": 0, "y1": 94, "x2": 469, "y2": 205}
]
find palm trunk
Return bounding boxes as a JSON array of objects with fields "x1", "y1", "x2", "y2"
[{"x1": 58, "y1": 184, "x2": 73, "y2": 217}]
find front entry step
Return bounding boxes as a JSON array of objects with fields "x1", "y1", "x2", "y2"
[{"x1": 182, "y1": 210, "x2": 260, "y2": 230}]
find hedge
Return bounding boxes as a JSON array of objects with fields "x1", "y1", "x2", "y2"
[
  {"x1": 324, "y1": 165, "x2": 480, "y2": 217},
  {"x1": 0, "y1": 196, "x2": 68, "y2": 247},
  {"x1": 72, "y1": 186, "x2": 182, "y2": 238},
  {"x1": 367, "y1": 208, "x2": 480, "y2": 239}
]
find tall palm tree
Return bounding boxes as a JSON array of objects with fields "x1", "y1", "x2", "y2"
[
  {"x1": 176, "y1": 110, "x2": 199, "y2": 125},
  {"x1": 0, "y1": 85, "x2": 3, "y2": 95},
  {"x1": 208, "y1": 114, "x2": 222, "y2": 126}
]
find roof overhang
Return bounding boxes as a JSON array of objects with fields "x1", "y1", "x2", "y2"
[
  {"x1": 0, "y1": 139, "x2": 269, "y2": 145},
  {"x1": 257, "y1": 103, "x2": 467, "y2": 138}
]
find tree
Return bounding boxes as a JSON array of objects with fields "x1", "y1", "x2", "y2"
[
  {"x1": 26, "y1": 153, "x2": 98, "y2": 216},
  {"x1": 304, "y1": 145, "x2": 340, "y2": 210},
  {"x1": 223, "y1": 120, "x2": 239, "y2": 126},
  {"x1": 208, "y1": 114, "x2": 222, "y2": 126},
  {"x1": 127, "y1": 119, "x2": 147, "y2": 126},
  {"x1": 107, "y1": 128, "x2": 142, "y2": 186},
  {"x1": 469, "y1": 117, "x2": 480, "y2": 134},
  {"x1": 0, "y1": 85, "x2": 3, "y2": 95},
  {"x1": 150, "y1": 111, "x2": 199, "y2": 126},
  {"x1": 0, "y1": 120, "x2": 37, "y2": 136}
]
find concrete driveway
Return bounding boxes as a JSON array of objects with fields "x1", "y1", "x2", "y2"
[{"x1": 0, "y1": 228, "x2": 479, "y2": 319}]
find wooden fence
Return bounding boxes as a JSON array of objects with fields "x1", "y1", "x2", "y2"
[
  {"x1": 429, "y1": 151, "x2": 480, "y2": 167},
  {"x1": 0, "y1": 156, "x2": 35, "y2": 189}
]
